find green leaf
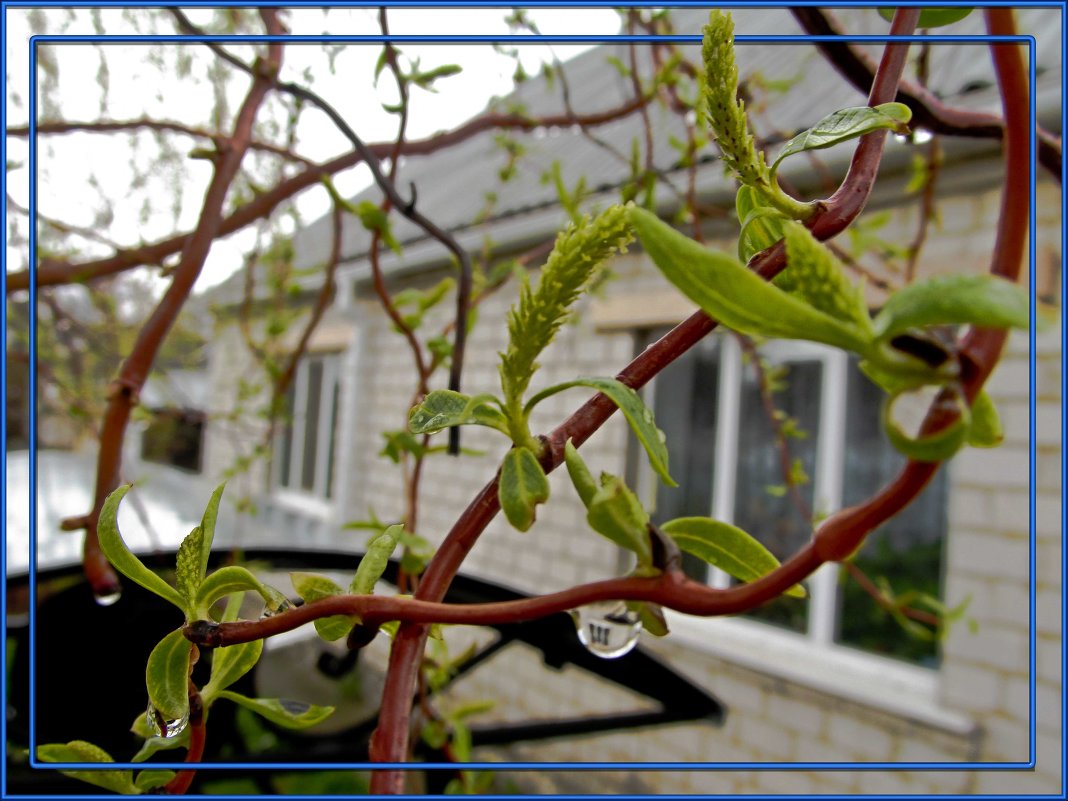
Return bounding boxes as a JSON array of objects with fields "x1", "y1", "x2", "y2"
[
  {"x1": 134, "y1": 769, "x2": 176, "y2": 792},
  {"x1": 291, "y1": 572, "x2": 354, "y2": 641},
  {"x1": 630, "y1": 207, "x2": 873, "y2": 354},
  {"x1": 872, "y1": 274, "x2": 1032, "y2": 343},
  {"x1": 499, "y1": 447, "x2": 550, "y2": 532},
  {"x1": 586, "y1": 475, "x2": 652, "y2": 565},
  {"x1": 661, "y1": 517, "x2": 806, "y2": 598},
  {"x1": 878, "y1": 7, "x2": 973, "y2": 27},
  {"x1": 526, "y1": 377, "x2": 675, "y2": 487},
  {"x1": 351, "y1": 524, "x2": 401, "y2": 595},
  {"x1": 129, "y1": 720, "x2": 190, "y2": 763},
  {"x1": 564, "y1": 439, "x2": 598, "y2": 508},
  {"x1": 202, "y1": 595, "x2": 263, "y2": 702},
  {"x1": 37, "y1": 741, "x2": 139, "y2": 795},
  {"x1": 174, "y1": 526, "x2": 203, "y2": 606},
  {"x1": 738, "y1": 204, "x2": 788, "y2": 264},
  {"x1": 145, "y1": 628, "x2": 192, "y2": 723},
  {"x1": 967, "y1": 390, "x2": 1004, "y2": 448},
  {"x1": 772, "y1": 103, "x2": 912, "y2": 174},
  {"x1": 627, "y1": 600, "x2": 669, "y2": 636},
  {"x1": 98, "y1": 485, "x2": 187, "y2": 613},
  {"x1": 216, "y1": 690, "x2": 334, "y2": 730},
  {"x1": 882, "y1": 386, "x2": 971, "y2": 462},
  {"x1": 197, "y1": 483, "x2": 225, "y2": 579},
  {"x1": 194, "y1": 565, "x2": 285, "y2": 617},
  {"x1": 408, "y1": 390, "x2": 510, "y2": 436},
  {"x1": 355, "y1": 200, "x2": 401, "y2": 255}
]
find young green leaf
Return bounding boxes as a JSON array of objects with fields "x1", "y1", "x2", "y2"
[
  {"x1": 201, "y1": 594, "x2": 263, "y2": 703},
  {"x1": 291, "y1": 572, "x2": 354, "y2": 641},
  {"x1": 408, "y1": 390, "x2": 510, "y2": 436},
  {"x1": 194, "y1": 565, "x2": 286, "y2": 617},
  {"x1": 499, "y1": 447, "x2": 551, "y2": 532},
  {"x1": 771, "y1": 103, "x2": 911, "y2": 174},
  {"x1": 878, "y1": 7, "x2": 973, "y2": 28},
  {"x1": 98, "y1": 485, "x2": 187, "y2": 613},
  {"x1": 174, "y1": 526, "x2": 203, "y2": 606},
  {"x1": 586, "y1": 475, "x2": 652, "y2": 565},
  {"x1": 872, "y1": 274, "x2": 1032, "y2": 343},
  {"x1": 661, "y1": 517, "x2": 806, "y2": 598},
  {"x1": 967, "y1": 389, "x2": 1004, "y2": 448},
  {"x1": 882, "y1": 387, "x2": 971, "y2": 462},
  {"x1": 630, "y1": 207, "x2": 873, "y2": 354},
  {"x1": 738, "y1": 203, "x2": 788, "y2": 264},
  {"x1": 134, "y1": 770, "x2": 177, "y2": 792},
  {"x1": 351, "y1": 524, "x2": 401, "y2": 595},
  {"x1": 526, "y1": 377, "x2": 674, "y2": 487},
  {"x1": 627, "y1": 600, "x2": 669, "y2": 636},
  {"x1": 215, "y1": 690, "x2": 335, "y2": 730},
  {"x1": 37, "y1": 741, "x2": 139, "y2": 795},
  {"x1": 196, "y1": 483, "x2": 226, "y2": 579},
  {"x1": 145, "y1": 628, "x2": 192, "y2": 725},
  {"x1": 564, "y1": 439, "x2": 598, "y2": 508}
]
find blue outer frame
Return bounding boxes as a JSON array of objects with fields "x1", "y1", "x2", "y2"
[{"x1": 0, "y1": 0, "x2": 1056, "y2": 795}]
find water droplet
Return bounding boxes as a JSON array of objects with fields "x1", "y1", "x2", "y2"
[
  {"x1": 260, "y1": 599, "x2": 293, "y2": 619},
  {"x1": 146, "y1": 702, "x2": 188, "y2": 739},
  {"x1": 571, "y1": 601, "x2": 641, "y2": 659},
  {"x1": 93, "y1": 590, "x2": 121, "y2": 607}
]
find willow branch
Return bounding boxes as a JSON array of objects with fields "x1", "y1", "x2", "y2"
[
  {"x1": 791, "y1": 7, "x2": 1061, "y2": 180},
  {"x1": 8, "y1": 118, "x2": 314, "y2": 166},
  {"x1": 75, "y1": 15, "x2": 286, "y2": 596},
  {"x1": 10, "y1": 96, "x2": 655, "y2": 294}
]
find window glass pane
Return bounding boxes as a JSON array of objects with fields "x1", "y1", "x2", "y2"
[
  {"x1": 301, "y1": 360, "x2": 323, "y2": 491},
  {"x1": 733, "y1": 355, "x2": 821, "y2": 633},
  {"x1": 324, "y1": 377, "x2": 340, "y2": 500},
  {"x1": 278, "y1": 379, "x2": 296, "y2": 489},
  {"x1": 652, "y1": 337, "x2": 719, "y2": 583},
  {"x1": 836, "y1": 361, "x2": 947, "y2": 666}
]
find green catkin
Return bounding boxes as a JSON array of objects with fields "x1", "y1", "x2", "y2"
[
  {"x1": 499, "y1": 204, "x2": 634, "y2": 406},
  {"x1": 702, "y1": 10, "x2": 770, "y2": 188},
  {"x1": 780, "y1": 221, "x2": 874, "y2": 335}
]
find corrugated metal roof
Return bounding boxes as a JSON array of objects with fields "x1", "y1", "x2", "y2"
[{"x1": 210, "y1": 7, "x2": 1061, "y2": 304}]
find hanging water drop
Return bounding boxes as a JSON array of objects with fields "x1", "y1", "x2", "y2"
[
  {"x1": 93, "y1": 590, "x2": 121, "y2": 607},
  {"x1": 146, "y1": 702, "x2": 189, "y2": 739},
  {"x1": 260, "y1": 598, "x2": 293, "y2": 619},
  {"x1": 571, "y1": 601, "x2": 641, "y2": 659}
]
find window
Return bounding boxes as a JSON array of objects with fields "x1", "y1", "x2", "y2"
[
  {"x1": 644, "y1": 331, "x2": 947, "y2": 667},
  {"x1": 141, "y1": 408, "x2": 204, "y2": 473},
  {"x1": 274, "y1": 354, "x2": 342, "y2": 503}
]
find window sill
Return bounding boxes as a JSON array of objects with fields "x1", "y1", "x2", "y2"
[
  {"x1": 269, "y1": 488, "x2": 335, "y2": 521},
  {"x1": 662, "y1": 611, "x2": 977, "y2": 737}
]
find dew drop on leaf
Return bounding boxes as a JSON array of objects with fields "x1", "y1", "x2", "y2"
[
  {"x1": 146, "y1": 701, "x2": 189, "y2": 739},
  {"x1": 571, "y1": 601, "x2": 641, "y2": 659},
  {"x1": 93, "y1": 590, "x2": 121, "y2": 607},
  {"x1": 260, "y1": 599, "x2": 293, "y2": 619}
]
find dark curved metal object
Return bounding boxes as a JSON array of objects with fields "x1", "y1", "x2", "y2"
[{"x1": 6, "y1": 549, "x2": 724, "y2": 792}]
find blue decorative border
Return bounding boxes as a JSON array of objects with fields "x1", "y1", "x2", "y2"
[{"x1": 0, "y1": 0, "x2": 1054, "y2": 794}]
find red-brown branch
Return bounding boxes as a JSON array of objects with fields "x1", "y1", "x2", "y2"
[
  {"x1": 8, "y1": 117, "x2": 314, "y2": 166},
  {"x1": 791, "y1": 7, "x2": 1061, "y2": 180},
  {"x1": 9, "y1": 96, "x2": 655, "y2": 294},
  {"x1": 367, "y1": 13, "x2": 924, "y2": 793},
  {"x1": 162, "y1": 687, "x2": 205, "y2": 796},
  {"x1": 77, "y1": 16, "x2": 287, "y2": 596}
]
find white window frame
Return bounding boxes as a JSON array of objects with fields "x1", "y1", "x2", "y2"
[
  {"x1": 272, "y1": 353, "x2": 341, "y2": 519},
  {"x1": 641, "y1": 333, "x2": 965, "y2": 728}
]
